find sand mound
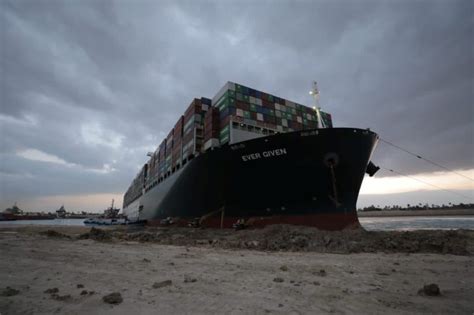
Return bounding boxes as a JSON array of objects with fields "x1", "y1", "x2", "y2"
[{"x1": 72, "y1": 225, "x2": 472, "y2": 255}]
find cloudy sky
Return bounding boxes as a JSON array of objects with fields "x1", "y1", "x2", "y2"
[{"x1": 1, "y1": 0, "x2": 473, "y2": 212}]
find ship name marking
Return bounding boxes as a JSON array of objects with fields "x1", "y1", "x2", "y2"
[
  {"x1": 301, "y1": 130, "x2": 319, "y2": 137},
  {"x1": 241, "y1": 148, "x2": 287, "y2": 162}
]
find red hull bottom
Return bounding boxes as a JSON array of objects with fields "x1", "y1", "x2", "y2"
[{"x1": 146, "y1": 212, "x2": 361, "y2": 231}]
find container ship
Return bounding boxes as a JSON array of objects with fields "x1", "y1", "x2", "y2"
[{"x1": 122, "y1": 82, "x2": 379, "y2": 230}]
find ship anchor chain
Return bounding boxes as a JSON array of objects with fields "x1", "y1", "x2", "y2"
[{"x1": 324, "y1": 153, "x2": 341, "y2": 208}]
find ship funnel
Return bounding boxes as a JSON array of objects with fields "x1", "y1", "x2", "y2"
[{"x1": 366, "y1": 161, "x2": 380, "y2": 177}]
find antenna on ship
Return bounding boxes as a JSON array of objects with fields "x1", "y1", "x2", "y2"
[{"x1": 309, "y1": 81, "x2": 326, "y2": 128}]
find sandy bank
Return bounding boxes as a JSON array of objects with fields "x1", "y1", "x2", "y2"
[{"x1": 0, "y1": 226, "x2": 473, "y2": 314}]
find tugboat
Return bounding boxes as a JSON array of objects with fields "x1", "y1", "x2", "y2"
[{"x1": 84, "y1": 199, "x2": 129, "y2": 226}]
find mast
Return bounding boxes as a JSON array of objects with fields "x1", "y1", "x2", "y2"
[{"x1": 309, "y1": 81, "x2": 325, "y2": 128}]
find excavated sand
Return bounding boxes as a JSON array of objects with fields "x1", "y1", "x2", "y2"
[{"x1": 0, "y1": 225, "x2": 473, "y2": 314}]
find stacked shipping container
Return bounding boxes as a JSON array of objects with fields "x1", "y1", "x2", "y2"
[
  {"x1": 158, "y1": 140, "x2": 166, "y2": 179},
  {"x1": 172, "y1": 116, "x2": 184, "y2": 170},
  {"x1": 212, "y1": 82, "x2": 331, "y2": 144},
  {"x1": 203, "y1": 107, "x2": 220, "y2": 150},
  {"x1": 123, "y1": 164, "x2": 147, "y2": 207},
  {"x1": 124, "y1": 82, "x2": 333, "y2": 208},
  {"x1": 182, "y1": 98, "x2": 211, "y2": 161},
  {"x1": 165, "y1": 129, "x2": 174, "y2": 175}
]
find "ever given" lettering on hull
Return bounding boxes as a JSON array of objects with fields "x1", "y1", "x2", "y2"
[{"x1": 241, "y1": 148, "x2": 288, "y2": 161}]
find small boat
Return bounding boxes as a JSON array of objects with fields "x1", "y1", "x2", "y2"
[{"x1": 83, "y1": 199, "x2": 144, "y2": 226}]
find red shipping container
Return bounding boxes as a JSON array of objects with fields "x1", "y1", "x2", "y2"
[
  {"x1": 262, "y1": 99, "x2": 275, "y2": 109},
  {"x1": 220, "y1": 115, "x2": 231, "y2": 129},
  {"x1": 183, "y1": 130, "x2": 194, "y2": 143},
  {"x1": 263, "y1": 115, "x2": 276, "y2": 124},
  {"x1": 174, "y1": 115, "x2": 184, "y2": 138},
  {"x1": 184, "y1": 99, "x2": 202, "y2": 119},
  {"x1": 236, "y1": 100, "x2": 250, "y2": 111},
  {"x1": 265, "y1": 123, "x2": 277, "y2": 129}
]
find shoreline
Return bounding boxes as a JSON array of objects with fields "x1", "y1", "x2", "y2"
[{"x1": 357, "y1": 208, "x2": 474, "y2": 217}]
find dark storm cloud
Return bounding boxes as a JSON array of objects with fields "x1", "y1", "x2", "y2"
[{"x1": 0, "y1": 0, "x2": 472, "y2": 208}]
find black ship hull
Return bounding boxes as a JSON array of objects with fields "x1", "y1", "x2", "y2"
[{"x1": 123, "y1": 128, "x2": 378, "y2": 230}]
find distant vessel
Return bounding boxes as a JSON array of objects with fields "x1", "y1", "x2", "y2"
[
  {"x1": 0, "y1": 203, "x2": 55, "y2": 221},
  {"x1": 84, "y1": 199, "x2": 132, "y2": 225},
  {"x1": 122, "y1": 82, "x2": 379, "y2": 230},
  {"x1": 55, "y1": 205, "x2": 67, "y2": 218}
]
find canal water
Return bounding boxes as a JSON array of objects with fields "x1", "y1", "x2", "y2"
[{"x1": 1, "y1": 216, "x2": 473, "y2": 231}]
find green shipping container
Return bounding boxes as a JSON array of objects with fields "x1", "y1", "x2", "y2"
[
  {"x1": 220, "y1": 124, "x2": 230, "y2": 134},
  {"x1": 220, "y1": 133, "x2": 229, "y2": 143},
  {"x1": 215, "y1": 93, "x2": 228, "y2": 108},
  {"x1": 216, "y1": 93, "x2": 235, "y2": 109}
]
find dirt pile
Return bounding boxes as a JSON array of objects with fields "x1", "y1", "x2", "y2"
[
  {"x1": 1, "y1": 287, "x2": 20, "y2": 297},
  {"x1": 39, "y1": 230, "x2": 71, "y2": 239},
  {"x1": 78, "y1": 227, "x2": 112, "y2": 241},
  {"x1": 66, "y1": 225, "x2": 474, "y2": 255},
  {"x1": 418, "y1": 283, "x2": 441, "y2": 296},
  {"x1": 102, "y1": 292, "x2": 123, "y2": 305}
]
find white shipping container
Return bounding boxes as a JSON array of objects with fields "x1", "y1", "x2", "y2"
[
  {"x1": 297, "y1": 116, "x2": 302, "y2": 123},
  {"x1": 202, "y1": 104, "x2": 209, "y2": 111},
  {"x1": 275, "y1": 103, "x2": 281, "y2": 111},
  {"x1": 211, "y1": 82, "x2": 233, "y2": 105},
  {"x1": 282, "y1": 119, "x2": 288, "y2": 127},
  {"x1": 236, "y1": 108, "x2": 244, "y2": 117},
  {"x1": 254, "y1": 98, "x2": 262, "y2": 106},
  {"x1": 249, "y1": 96, "x2": 256, "y2": 104},
  {"x1": 275, "y1": 110, "x2": 281, "y2": 118},
  {"x1": 257, "y1": 113, "x2": 264, "y2": 121},
  {"x1": 204, "y1": 138, "x2": 220, "y2": 150}
]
